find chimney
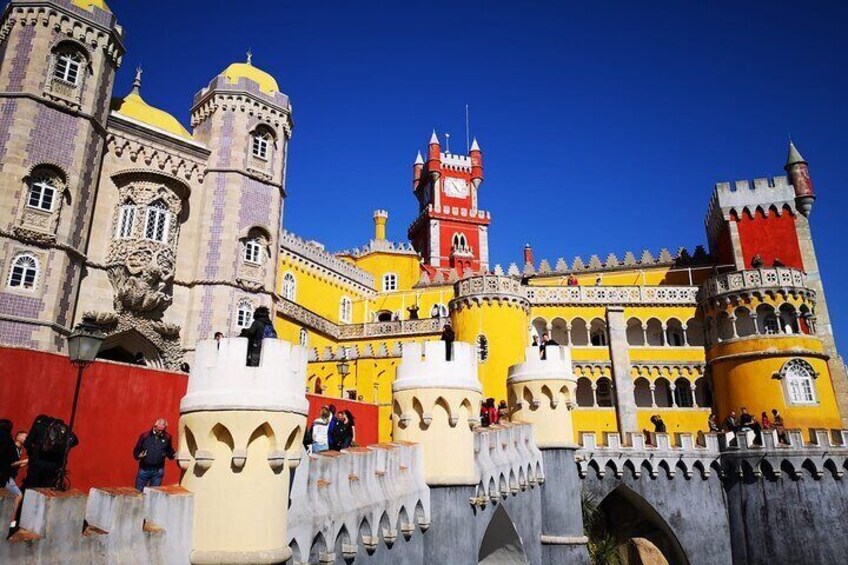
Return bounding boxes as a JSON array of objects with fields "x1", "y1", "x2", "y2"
[
  {"x1": 373, "y1": 210, "x2": 389, "y2": 241},
  {"x1": 524, "y1": 243, "x2": 534, "y2": 266}
]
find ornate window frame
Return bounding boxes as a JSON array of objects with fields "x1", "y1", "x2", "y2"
[
  {"x1": 778, "y1": 358, "x2": 818, "y2": 405},
  {"x1": 6, "y1": 252, "x2": 40, "y2": 291},
  {"x1": 115, "y1": 201, "x2": 137, "y2": 240},
  {"x1": 282, "y1": 271, "x2": 297, "y2": 301},
  {"x1": 236, "y1": 300, "x2": 254, "y2": 329},
  {"x1": 45, "y1": 40, "x2": 90, "y2": 109},
  {"x1": 17, "y1": 165, "x2": 68, "y2": 238},
  {"x1": 339, "y1": 296, "x2": 353, "y2": 324},
  {"x1": 143, "y1": 200, "x2": 171, "y2": 243}
]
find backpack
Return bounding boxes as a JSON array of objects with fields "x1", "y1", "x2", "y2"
[
  {"x1": 480, "y1": 409, "x2": 490, "y2": 428},
  {"x1": 40, "y1": 418, "x2": 69, "y2": 456},
  {"x1": 262, "y1": 322, "x2": 277, "y2": 339}
]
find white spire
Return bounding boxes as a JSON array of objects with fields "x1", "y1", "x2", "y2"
[
  {"x1": 470, "y1": 137, "x2": 480, "y2": 151},
  {"x1": 414, "y1": 151, "x2": 424, "y2": 165},
  {"x1": 429, "y1": 130, "x2": 439, "y2": 144}
]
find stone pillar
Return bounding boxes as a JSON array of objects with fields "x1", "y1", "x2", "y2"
[
  {"x1": 177, "y1": 338, "x2": 308, "y2": 564},
  {"x1": 606, "y1": 306, "x2": 638, "y2": 440},
  {"x1": 507, "y1": 345, "x2": 588, "y2": 563}
]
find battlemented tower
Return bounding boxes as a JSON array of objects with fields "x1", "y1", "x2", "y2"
[{"x1": 408, "y1": 133, "x2": 490, "y2": 275}]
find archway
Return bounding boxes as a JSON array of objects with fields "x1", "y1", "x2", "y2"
[
  {"x1": 98, "y1": 328, "x2": 163, "y2": 368},
  {"x1": 478, "y1": 504, "x2": 529, "y2": 564},
  {"x1": 590, "y1": 485, "x2": 688, "y2": 565}
]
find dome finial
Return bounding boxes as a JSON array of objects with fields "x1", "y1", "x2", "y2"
[
  {"x1": 131, "y1": 66, "x2": 143, "y2": 94},
  {"x1": 246, "y1": 49, "x2": 253, "y2": 65}
]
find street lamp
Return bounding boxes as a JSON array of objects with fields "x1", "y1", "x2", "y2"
[
  {"x1": 58, "y1": 320, "x2": 105, "y2": 489},
  {"x1": 336, "y1": 352, "x2": 350, "y2": 399}
]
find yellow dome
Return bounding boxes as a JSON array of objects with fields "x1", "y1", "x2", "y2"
[
  {"x1": 221, "y1": 61, "x2": 279, "y2": 94},
  {"x1": 112, "y1": 91, "x2": 192, "y2": 140},
  {"x1": 72, "y1": 0, "x2": 110, "y2": 11}
]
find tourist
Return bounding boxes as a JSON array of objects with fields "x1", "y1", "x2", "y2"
[
  {"x1": 485, "y1": 398, "x2": 500, "y2": 426},
  {"x1": 0, "y1": 420, "x2": 23, "y2": 529},
  {"x1": 531, "y1": 335, "x2": 539, "y2": 347},
  {"x1": 430, "y1": 304, "x2": 441, "y2": 318},
  {"x1": 497, "y1": 400, "x2": 509, "y2": 422},
  {"x1": 760, "y1": 411, "x2": 771, "y2": 430},
  {"x1": 132, "y1": 419, "x2": 175, "y2": 492},
  {"x1": 539, "y1": 332, "x2": 558, "y2": 360},
  {"x1": 739, "y1": 407, "x2": 762, "y2": 446},
  {"x1": 651, "y1": 414, "x2": 667, "y2": 433},
  {"x1": 707, "y1": 413, "x2": 720, "y2": 433},
  {"x1": 595, "y1": 276, "x2": 602, "y2": 286},
  {"x1": 723, "y1": 410, "x2": 738, "y2": 433},
  {"x1": 308, "y1": 408, "x2": 331, "y2": 454},
  {"x1": 214, "y1": 331, "x2": 224, "y2": 341},
  {"x1": 329, "y1": 410, "x2": 353, "y2": 451},
  {"x1": 772, "y1": 409, "x2": 788, "y2": 445},
  {"x1": 345, "y1": 410, "x2": 357, "y2": 446},
  {"x1": 440, "y1": 323, "x2": 455, "y2": 361},
  {"x1": 751, "y1": 254, "x2": 764, "y2": 268},
  {"x1": 567, "y1": 274, "x2": 579, "y2": 286},
  {"x1": 133, "y1": 352, "x2": 147, "y2": 366},
  {"x1": 239, "y1": 306, "x2": 277, "y2": 366},
  {"x1": 773, "y1": 258, "x2": 785, "y2": 267},
  {"x1": 23, "y1": 414, "x2": 78, "y2": 489}
]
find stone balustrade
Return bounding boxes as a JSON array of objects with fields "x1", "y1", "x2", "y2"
[
  {"x1": 0, "y1": 487, "x2": 192, "y2": 564},
  {"x1": 700, "y1": 267, "x2": 809, "y2": 301},
  {"x1": 286, "y1": 442, "x2": 430, "y2": 564},
  {"x1": 471, "y1": 423, "x2": 544, "y2": 505}
]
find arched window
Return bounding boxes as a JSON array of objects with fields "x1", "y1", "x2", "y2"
[
  {"x1": 236, "y1": 301, "x2": 253, "y2": 328},
  {"x1": 476, "y1": 335, "x2": 489, "y2": 362},
  {"x1": 575, "y1": 377, "x2": 594, "y2": 407},
  {"x1": 299, "y1": 327, "x2": 308, "y2": 347},
  {"x1": 626, "y1": 317, "x2": 644, "y2": 346},
  {"x1": 143, "y1": 200, "x2": 170, "y2": 243},
  {"x1": 756, "y1": 304, "x2": 779, "y2": 335},
  {"x1": 27, "y1": 174, "x2": 58, "y2": 212},
  {"x1": 735, "y1": 308, "x2": 756, "y2": 337},
  {"x1": 452, "y1": 233, "x2": 467, "y2": 249},
  {"x1": 54, "y1": 50, "x2": 84, "y2": 85},
  {"x1": 781, "y1": 358, "x2": 817, "y2": 404},
  {"x1": 115, "y1": 201, "x2": 137, "y2": 240},
  {"x1": 654, "y1": 378, "x2": 672, "y2": 408},
  {"x1": 570, "y1": 318, "x2": 588, "y2": 346},
  {"x1": 7, "y1": 253, "x2": 38, "y2": 290},
  {"x1": 282, "y1": 272, "x2": 296, "y2": 301},
  {"x1": 339, "y1": 296, "x2": 352, "y2": 324},
  {"x1": 666, "y1": 319, "x2": 685, "y2": 347},
  {"x1": 375, "y1": 310, "x2": 393, "y2": 322},
  {"x1": 686, "y1": 318, "x2": 704, "y2": 346},
  {"x1": 645, "y1": 318, "x2": 664, "y2": 346},
  {"x1": 252, "y1": 130, "x2": 273, "y2": 159},
  {"x1": 595, "y1": 377, "x2": 613, "y2": 407},
  {"x1": 673, "y1": 377, "x2": 694, "y2": 407},
  {"x1": 694, "y1": 377, "x2": 712, "y2": 408},
  {"x1": 244, "y1": 239, "x2": 262, "y2": 265},
  {"x1": 634, "y1": 377, "x2": 652, "y2": 408},
  {"x1": 382, "y1": 273, "x2": 398, "y2": 292},
  {"x1": 589, "y1": 319, "x2": 607, "y2": 347},
  {"x1": 779, "y1": 304, "x2": 799, "y2": 335}
]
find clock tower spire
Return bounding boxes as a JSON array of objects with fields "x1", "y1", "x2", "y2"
[{"x1": 408, "y1": 131, "x2": 491, "y2": 275}]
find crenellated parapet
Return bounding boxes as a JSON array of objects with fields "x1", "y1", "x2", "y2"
[
  {"x1": 470, "y1": 423, "x2": 545, "y2": 507},
  {"x1": 0, "y1": 486, "x2": 192, "y2": 565},
  {"x1": 721, "y1": 428, "x2": 848, "y2": 481},
  {"x1": 178, "y1": 337, "x2": 308, "y2": 563},
  {"x1": 705, "y1": 176, "x2": 798, "y2": 242},
  {"x1": 507, "y1": 346, "x2": 578, "y2": 448},
  {"x1": 577, "y1": 432, "x2": 722, "y2": 481},
  {"x1": 286, "y1": 442, "x2": 430, "y2": 564},
  {"x1": 392, "y1": 341, "x2": 482, "y2": 485}
]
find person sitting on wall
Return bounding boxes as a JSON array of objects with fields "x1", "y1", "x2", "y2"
[
  {"x1": 567, "y1": 275, "x2": 579, "y2": 286},
  {"x1": 707, "y1": 413, "x2": 721, "y2": 433},
  {"x1": 723, "y1": 410, "x2": 738, "y2": 433},
  {"x1": 407, "y1": 304, "x2": 419, "y2": 320},
  {"x1": 771, "y1": 409, "x2": 788, "y2": 445},
  {"x1": 539, "y1": 332, "x2": 558, "y2": 360},
  {"x1": 760, "y1": 411, "x2": 772, "y2": 430},
  {"x1": 739, "y1": 407, "x2": 763, "y2": 446},
  {"x1": 773, "y1": 257, "x2": 785, "y2": 267},
  {"x1": 497, "y1": 400, "x2": 509, "y2": 423},
  {"x1": 329, "y1": 410, "x2": 353, "y2": 451},
  {"x1": 132, "y1": 418, "x2": 175, "y2": 492},
  {"x1": 240, "y1": 306, "x2": 277, "y2": 367},
  {"x1": 651, "y1": 414, "x2": 667, "y2": 434},
  {"x1": 441, "y1": 323, "x2": 455, "y2": 361},
  {"x1": 751, "y1": 254, "x2": 764, "y2": 268}
]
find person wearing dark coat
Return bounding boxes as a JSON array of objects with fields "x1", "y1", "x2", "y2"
[
  {"x1": 240, "y1": 306, "x2": 277, "y2": 366},
  {"x1": 329, "y1": 410, "x2": 354, "y2": 451},
  {"x1": 440, "y1": 323, "x2": 455, "y2": 361},
  {"x1": 22, "y1": 414, "x2": 78, "y2": 489},
  {"x1": 133, "y1": 419, "x2": 175, "y2": 492},
  {"x1": 539, "y1": 332, "x2": 559, "y2": 360}
]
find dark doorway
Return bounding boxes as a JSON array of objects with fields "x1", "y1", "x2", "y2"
[{"x1": 478, "y1": 504, "x2": 529, "y2": 564}]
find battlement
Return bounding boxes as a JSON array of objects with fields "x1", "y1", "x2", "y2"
[
  {"x1": 507, "y1": 346, "x2": 574, "y2": 384},
  {"x1": 394, "y1": 341, "x2": 481, "y2": 393},
  {"x1": 440, "y1": 152, "x2": 472, "y2": 171},
  {"x1": 705, "y1": 175, "x2": 798, "y2": 239},
  {"x1": 471, "y1": 423, "x2": 545, "y2": 506},
  {"x1": 0, "y1": 487, "x2": 192, "y2": 565},
  {"x1": 287, "y1": 442, "x2": 430, "y2": 563},
  {"x1": 180, "y1": 337, "x2": 308, "y2": 414},
  {"x1": 339, "y1": 238, "x2": 418, "y2": 258},
  {"x1": 280, "y1": 230, "x2": 375, "y2": 290}
]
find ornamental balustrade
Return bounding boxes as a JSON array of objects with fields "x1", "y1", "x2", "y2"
[{"x1": 700, "y1": 267, "x2": 808, "y2": 301}]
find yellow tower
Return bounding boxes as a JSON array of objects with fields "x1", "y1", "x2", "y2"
[
  {"x1": 176, "y1": 338, "x2": 308, "y2": 563},
  {"x1": 450, "y1": 275, "x2": 530, "y2": 402},
  {"x1": 507, "y1": 345, "x2": 578, "y2": 448},
  {"x1": 373, "y1": 209, "x2": 388, "y2": 241},
  {"x1": 701, "y1": 266, "x2": 842, "y2": 432},
  {"x1": 391, "y1": 341, "x2": 482, "y2": 485}
]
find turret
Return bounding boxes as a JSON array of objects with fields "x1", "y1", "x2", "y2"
[
  {"x1": 427, "y1": 130, "x2": 442, "y2": 182},
  {"x1": 392, "y1": 341, "x2": 482, "y2": 485},
  {"x1": 413, "y1": 151, "x2": 424, "y2": 190},
  {"x1": 373, "y1": 209, "x2": 388, "y2": 241},
  {"x1": 524, "y1": 243, "x2": 534, "y2": 267},
  {"x1": 785, "y1": 140, "x2": 815, "y2": 216},
  {"x1": 177, "y1": 337, "x2": 308, "y2": 562},
  {"x1": 469, "y1": 137, "x2": 484, "y2": 188}
]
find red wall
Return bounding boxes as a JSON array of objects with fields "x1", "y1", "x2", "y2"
[
  {"x1": 305, "y1": 394, "x2": 379, "y2": 447},
  {"x1": 736, "y1": 208, "x2": 804, "y2": 270},
  {"x1": 0, "y1": 347, "x2": 186, "y2": 491},
  {"x1": 0, "y1": 347, "x2": 381, "y2": 490}
]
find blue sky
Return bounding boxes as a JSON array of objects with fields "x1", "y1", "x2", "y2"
[{"x1": 110, "y1": 1, "x2": 848, "y2": 350}]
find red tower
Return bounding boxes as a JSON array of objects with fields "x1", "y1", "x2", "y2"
[{"x1": 408, "y1": 132, "x2": 491, "y2": 275}]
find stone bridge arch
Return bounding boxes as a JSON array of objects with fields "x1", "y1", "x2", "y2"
[{"x1": 477, "y1": 504, "x2": 529, "y2": 564}]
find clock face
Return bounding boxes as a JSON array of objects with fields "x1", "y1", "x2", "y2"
[{"x1": 443, "y1": 177, "x2": 469, "y2": 198}]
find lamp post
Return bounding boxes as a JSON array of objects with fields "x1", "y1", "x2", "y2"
[
  {"x1": 337, "y1": 352, "x2": 350, "y2": 399},
  {"x1": 58, "y1": 320, "x2": 105, "y2": 490}
]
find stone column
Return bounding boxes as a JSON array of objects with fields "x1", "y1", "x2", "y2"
[
  {"x1": 606, "y1": 306, "x2": 638, "y2": 440},
  {"x1": 507, "y1": 346, "x2": 588, "y2": 564}
]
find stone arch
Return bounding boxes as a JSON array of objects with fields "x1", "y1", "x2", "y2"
[
  {"x1": 779, "y1": 303, "x2": 799, "y2": 334},
  {"x1": 735, "y1": 306, "x2": 756, "y2": 337},
  {"x1": 478, "y1": 504, "x2": 530, "y2": 564},
  {"x1": 531, "y1": 317, "x2": 547, "y2": 341},
  {"x1": 289, "y1": 540, "x2": 302, "y2": 564},
  {"x1": 756, "y1": 303, "x2": 779, "y2": 335},
  {"x1": 716, "y1": 311, "x2": 734, "y2": 341},
  {"x1": 654, "y1": 378, "x2": 672, "y2": 408},
  {"x1": 97, "y1": 328, "x2": 163, "y2": 368},
  {"x1": 596, "y1": 377, "x2": 613, "y2": 407},
  {"x1": 685, "y1": 317, "x2": 704, "y2": 346},
  {"x1": 673, "y1": 377, "x2": 694, "y2": 408},
  {"x1": 334, "y1": 525, "x2": 352, "y2": 556},
  {"x1": 595, "y1": 485, "x2": 689, "y2": 565},
  {"x1": 309, "y1": 532, "x2": 327, "y2": 563},
  {"x1": 634, "y1": 377, "x2": 652, "y2": 408},
  {"x1": 666, "y1": 318, "x2": 685, "y2": 346},
  {"x1": 570, "y1": 318, "x2": 589, "y2": 346},
  {"x1": 645, "y1": 318, "x2": 664, "y2": 346},
  {"x1": 694, "y1": 377, "x2": 712, "y2": 408},
  {"x1": 551, "y1": 317, "x2": 568, "y2": 345},
  {"x1": 626, "y1": 317, "x2": 644, "y2": 345},
  {"x1": 576, "y1": 377, "x2": 594, "y2": 407},
  {"x1": 589, "y1": 318, "x2": 608, "y2": 346}
]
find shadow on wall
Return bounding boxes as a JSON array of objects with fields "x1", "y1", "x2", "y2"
[{"x1": 477, "y1": 504, "x2": 529, "y2": 565}]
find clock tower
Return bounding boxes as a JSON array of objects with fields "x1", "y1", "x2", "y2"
[{"x1": 408, "y1": 132, "x2": 491, "y2": 275}]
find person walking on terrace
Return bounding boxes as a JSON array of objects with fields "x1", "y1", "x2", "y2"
[
  {"x1": 133, "y1": 419, "x2": 175, "y2": 492},
  {"x1": 307, "y1": 408, "x2": 331, "y2": 454}
]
